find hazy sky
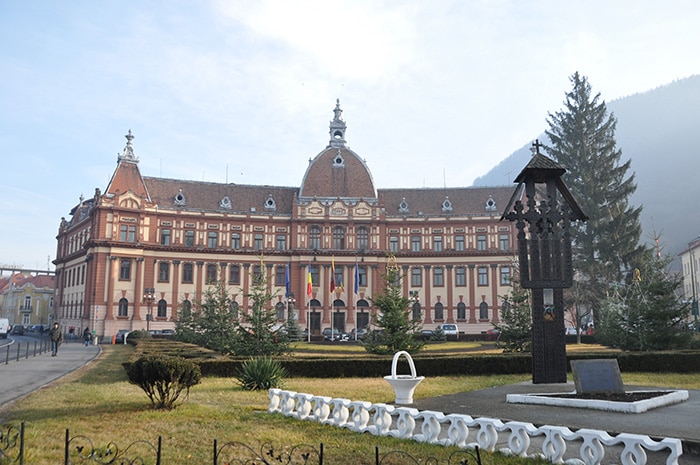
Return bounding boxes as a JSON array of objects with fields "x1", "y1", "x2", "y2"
[{"x1": 2, "y1": 0, "x2": 699, "y2": 270}]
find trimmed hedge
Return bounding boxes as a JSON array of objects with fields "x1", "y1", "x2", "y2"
[{"x1": 126, "y1": 340, "x2": 700, "y2": 378}]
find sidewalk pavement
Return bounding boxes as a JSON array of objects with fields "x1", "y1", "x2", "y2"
[{"x1": 0, "y1": 339, "x2": 101, "y2": 408}]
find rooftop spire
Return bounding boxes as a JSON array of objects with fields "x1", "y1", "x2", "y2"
[
  {"x1": 118, "y1": 129, "x2": 139, "y2": 163},
  {"x1": 328, "y1": 99, "x2": 347, "y2": 148}
]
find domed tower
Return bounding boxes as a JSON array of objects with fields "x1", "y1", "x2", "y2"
[{"x1": 299, "y1": 100, "x2": 377, "y2": 201}]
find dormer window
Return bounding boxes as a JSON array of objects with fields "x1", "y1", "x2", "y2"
[
  {"x1": 442, "y1": 197, "x2": 453, "y2": 212},
  {"x1": 332, "y1": 149, "x2": 345, "y2": 167},
  {"x1": 174, "y1": 189, "x2": 186, "y2": 206},
  {"x1": 399, "y1": 198, "x2": 409, "y2": 213},
  {"x1": 264, "y1": 194, "x2": 276, "y2": 211},
  {"x1": 485, "y1": 195, "x2": 497, "y2": 211},
  {"x1": 219, "y1": 196, "x2": 232, "y2": 209}
]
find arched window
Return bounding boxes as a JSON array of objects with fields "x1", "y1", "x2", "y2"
[
  {"x1": 275, "y1": 302, "x2": 285, "y2": 320},
  {"x1": 118, "y1": 298, "x2": 128, "y2": 317},
  {"x1": 181, "y1": 299, "x2": 192, "y2": 318},
  {"x1": 412, "y1": 302, "x2": 422, "y2": 321},
  {"x1": 332, "y1": 299, "x2": 345, "y2": 308},
  {"x1": 356, "y1": 226, "x2": 369, "y2": 251},
  {"x1": 457, "y1": 302, "x2": 467, "y2": 320},
  {"x1": 309, "y1": 225, "x2": 321, "y2": 250},
  {"x1": 157, "y1": 299, "x2": 167, "y2": 318},
  {"x1": 333, "y1": 226, "x2": 345, "y2": 249},
  {"x1": 434, "y1": 302, "x2": 444, "y2": 320},
  {"x1": 479, "y1": 302, "x2": 489, "y2": 320},
  {"x1": 230, "y1": 301, "x2": 239, "y2": 319}
]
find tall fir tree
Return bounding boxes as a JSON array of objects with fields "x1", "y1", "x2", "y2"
[{"x1": 545, "y1": 72, "x2": 644, "y2": 319}]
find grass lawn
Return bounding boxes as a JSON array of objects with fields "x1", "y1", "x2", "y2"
[{"x1": 0, "y1": 342, "x2": 697, "y2": 464}]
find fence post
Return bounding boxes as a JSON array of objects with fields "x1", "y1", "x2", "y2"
[
  {"x1": 64, "y1": 429, "x2": 69, "y2": 465},
  {"x1": 19, "y1": 422, "x2": 25, "y2": 465}
]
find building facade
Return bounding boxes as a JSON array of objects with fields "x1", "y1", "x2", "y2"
[
  {"x1": 0, "y1": 269, "x2": 55, "y2": 329},
  {"x1": 53, "y1": 101, "x2": 517, "y2": 340},
  {"x1": 679, "y1": 235, "x2": 700, "y2": 325}
]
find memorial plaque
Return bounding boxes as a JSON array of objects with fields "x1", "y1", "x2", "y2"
[{"x1": 570, "y1": 359, "x2": 624, "y2": 394}]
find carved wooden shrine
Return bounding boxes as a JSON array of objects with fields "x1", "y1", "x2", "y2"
[{"x1": 501, "y1": 141, "x2": 587, "y2": 384}]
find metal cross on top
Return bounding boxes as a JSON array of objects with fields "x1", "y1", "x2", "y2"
[{"x1": 501, "y1": 140, "x2": 588, "y2": 384}]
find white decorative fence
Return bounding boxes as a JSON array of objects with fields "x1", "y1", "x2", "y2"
[{"x1": 268, "y1": 389, "x2": 683, "y2": 465}]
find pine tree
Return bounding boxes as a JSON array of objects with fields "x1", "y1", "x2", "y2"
[
  {"x1": 545, "y1": 72, "x2": 644, "y2": 318},
  {"x1": 596, "y1": 247, "x2": 693, "y2": 351},
  {"x1": 364, "y1": 256, "x2": 425, "y2": 355},
  {"x1": 493, "y1": 270, "x2": 532, "y2": 353}
]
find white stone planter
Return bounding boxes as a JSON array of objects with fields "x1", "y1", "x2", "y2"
[{"x1": 384, "y1": 351, "x2": 424, "y2": 404}]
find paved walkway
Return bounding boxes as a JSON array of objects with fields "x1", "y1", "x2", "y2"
[
  {"x1": 0, "y1": 338, "x2": 101, "y2": 408},
  {"x1": 413, "y1": 381, "x2": 700, "y2": 463}
]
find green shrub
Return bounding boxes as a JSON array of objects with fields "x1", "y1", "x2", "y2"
[
  {"x1": 124, "y1": 354, "x2": 202, "y2": 409},
  {"x1": 235, "y1": 356, "x2": 288, "y2": 390}
]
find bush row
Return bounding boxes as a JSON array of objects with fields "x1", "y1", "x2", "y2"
[
  {"x1": 194, "y1": 351, "x2": 700, "y2": 378},
  {"x1": 125, "y1": 341, "x2": 700, "y2": 378}
]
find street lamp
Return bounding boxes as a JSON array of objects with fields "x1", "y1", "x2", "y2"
[{"x1": 143, "y1": 288, "x2": 155, "y2": 332}]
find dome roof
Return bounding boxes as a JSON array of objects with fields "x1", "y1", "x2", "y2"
[{"x1": 299, "y1": 101, "x2": 377, "y2": 200}]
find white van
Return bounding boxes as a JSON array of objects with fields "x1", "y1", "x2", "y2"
[
  {"x1": 438, "y1": 323, "x2": 459, "y2": 338},
  {"x1": 0, "y1": 318, "x2": 10, "y2": 339}
]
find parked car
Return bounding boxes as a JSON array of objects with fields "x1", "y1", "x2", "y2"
[
  {"x1": 0, "y1": 318, "x2": 10, "y2": 338},
  {"x1": 115, "y1": 329, "x2": 130, "y2": 344},
  {"x1": 322, "y1": 328, "x2": 341, "y2": 341},
  {"x1": 354, "y1": 327, "x2": 368, "y2": 341},
  {"x1": 565, "y1": 327, "x2": 578, "y2": 335},
  {"x1": 11, "y1": 324, "x2": 24, "y2": 335},
  {"x1": 418, "y1": 329, "x2": 435, "y2": 341},
  {"x1": 437, "y1": 324, "x2": 459, "y2": 339},
  {"x1": 485, "y1": 328, "x2": 501, "y2": 341},
  {"x1": 160, "y1": 329, "x2": 175, "y2": 336}
]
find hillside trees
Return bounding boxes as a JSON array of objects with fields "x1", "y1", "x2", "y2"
[{"x1": 545, "y1": 72, "x2": 644, "y2": 321}]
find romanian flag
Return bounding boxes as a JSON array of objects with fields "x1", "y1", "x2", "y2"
[
  {"x1": 330, "y1": 256, "x2": 336, "y2": 292},
  {"x1": 307, "y1": 268, "x2": 313, "y2": 298}
]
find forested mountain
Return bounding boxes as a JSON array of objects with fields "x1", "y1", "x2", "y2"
[{"x1": 473, "y1": 75, "x2": 700, "y2": 266}]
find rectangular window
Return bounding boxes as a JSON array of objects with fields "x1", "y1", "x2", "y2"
[
  {"x1": 356, "y1": 227, "x2": 369, "y2": 250},
  {"x1": 183, "y1": 263, "x2": 193, "y2": 283},
  {"x1": 254, "y1": 234, "x2": 263, "y2": 250},
  {"x1": 433, "y1": 267, "x2": 444, "y2": 286},
  {"x1": 310, "y1": 265, "x2": 320, "y2": 286},
  {"x1": 160, "y1": 229, "x2": 171, "y2": 246},
  {"x1": 275, "y1": 266, "x2": 286, "y2": 286},
  {"x1": 185, "y1": 230, "x2": 195, "y2": 247},
  {"x1": 357, "y1": 266, "x2": 368, "y2": 287},
  {"x1": 119, "y1": 225, "x2": 127, "y2": 241},
  {"x1": 206, "y1": 264, "x2": 217, "y2": 284},
  {"x1": 276, "y1": 235, "x2": 286, "y2": 250},
  {"x1": 455, "y1": 235, "x2": 465, "y2": 251},
  {"x1": 433, "y1": 236, "x2": 443, "y2": 252},
  {"x1": 500, "y1": 266, "x2": 511, "y2": 285},
  {"x1": 478, "y1": 266, "x2": 488, "y2": 286},
  {"x1": 231, "y1": 233, "x2": 241, "y2": 250},
  {"x1": 411, "y1": 236, "x2": 421, "y2": 252},
  {"x1": 455, "y1": 266, "x2": 466, "y2": 286},
  {"x1": 119, "y1": 259, "x2": 131, "y2": 280},
  {"x1": 389, "y1": 236, "x2": 399, "y2": 252},
  {"x1": 477, "y1": 235, "x2": 487, "y2": 251},
  {"x1": 229, "y1": 265, "x2": 240, "y2": 285},
  {"x1": 158, "y1": 262, "x2": 170, "y2": 282},
  {"x1": 411, "y1": 267, "x2": 422, "y2": 287},
  {"x1": 208, "y1": 231, "x2": 218, "y2": 248},
  {"x1": 499, "y1": 234, "x2": 510, "y2": 251}
]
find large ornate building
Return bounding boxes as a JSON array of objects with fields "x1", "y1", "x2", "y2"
[{"x1": 54, "y1": 101, "x2": 517, "y2": 340}]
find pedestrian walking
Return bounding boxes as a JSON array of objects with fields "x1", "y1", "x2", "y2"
[
  {"x1": 83, "y1": 327, "x2": 92, "y2": 347},
  {"x1": 49, "y1": 322, "x2": 63, "y2": 356}
]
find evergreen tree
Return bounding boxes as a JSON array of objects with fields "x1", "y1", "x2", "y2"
[
  {"x1": 545, "y1": 72, "x2": 644, "y2": 318},
  {"x1": 493, "y1": 270, "x2": 532, "y2": 353},
  {"x1": 175, "y1": 280, "x2": 239, "y2": 354},
  {"x1": 596, "y1": 247, "x2": 693, "y2": 351},
  {"x1": 364, "y1": 256, "x2": 425, "y2": 355},
  {"x1": 233, "y1": 267, "x2": 291, "y2": 356}
]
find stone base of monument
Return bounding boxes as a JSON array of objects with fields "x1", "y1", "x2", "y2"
[
  {"x1": 506, "y1": 389, "x2": 688, "y2": 413},
  {"x1": 507, "y1": 359, "x2": 689, "y2": 413}
]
